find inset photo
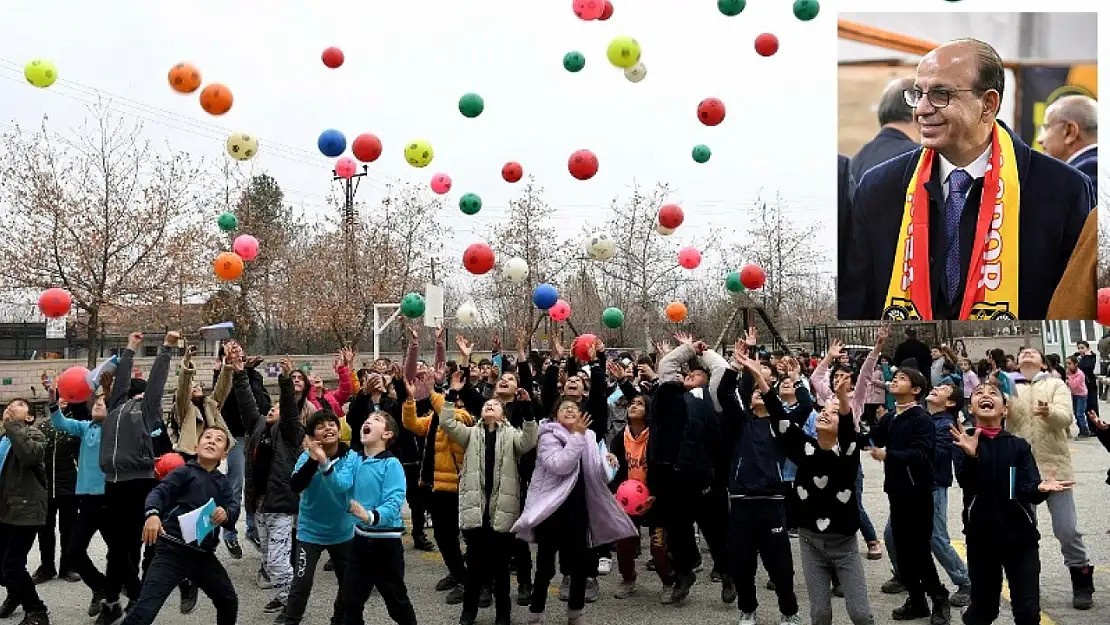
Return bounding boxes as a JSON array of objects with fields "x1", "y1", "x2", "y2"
[{"x1": 837, "y1": 12, "x2": 1097, "y2": 321}]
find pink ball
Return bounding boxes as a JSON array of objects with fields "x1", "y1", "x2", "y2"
[
  {"x1": 677, "y1": 246, "x2": 701, "y2": 269},
  {"x1": 573, "y1": 0, "x2": 606, "y2": 20},
  {"x1": 335, "y1": 156, "x2": 357, "y2": 179},
  {"x1": 232, "y1": 234, "x2": 260, "y2": 262},
  {"x1": 549, "y1": 299, "x2": 571, "y2": 322},
  {"x1": 615, "y1": 479, "x2": 651, "y2": 516},
  {"x1": 430, "y1": 173, "x2": 452, "y2": 195}
]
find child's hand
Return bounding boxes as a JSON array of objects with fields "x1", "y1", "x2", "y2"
[
  {"x1": 142, "y1": 516, "x2": 162, "y2": 546},
  {"x1": 349, "y1": 500, "x2": 370, "y2": 524},
  {"x1": 305, "y1": 437, "x2": 327, "y2": 464},
  {"x1": 211, "y1": 506, "x2": 228, "y2": 525},
  {"x1": 606, "y1": 453, "x2": 618, "y2": 469}
]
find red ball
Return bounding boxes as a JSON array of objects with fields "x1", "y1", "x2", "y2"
[
  {"x1": 755, "y1": 33, "x2": 779, "y2": 57},
  {"x1": 740, "y1": 264, "x2": 766, "y2": 289},
  {"x1": 38, "y1": 288, "x2": 72, "y2": 319},
  {"x1": 322, "y1": 46, "x2": 344, "y2": 68},
  {"x1": 568, "y1": 149, "x2": 599, "y2": 181},
  {"x1": 658, "y1": 204, "x2": 684, "y2": 229},
  {"x1": 1098, "y1": 288, "x2": 1110, "y2": 326},
  {"x1": 502, "y1": 161, "x2": 523, "y2": 183},
  {"x1": 351, "y1": 133, "x2": 382, "y2": 163},
  {"x1": 155, "y1": 453, "x2": 187, "y2": 480},
  {"x1": 697, "y1": 97, "x2": 726, "y2": 126},
  {"x1": 599, "y1": 0, "x2": 614, "y2": 19},
  {"x1": 57, "y1": 366, "x2": 92, "y2": 403},
  {"x1": 572, "y1": 333, "x2": 598, "y2": 362},
  {"x1": 462, "y1": 242, "x2": 496, "y2": 275}
]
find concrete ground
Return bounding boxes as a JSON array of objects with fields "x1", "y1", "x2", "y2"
[{"x1": 22, "y1": 419, "x2": 1110, "y2": 624}]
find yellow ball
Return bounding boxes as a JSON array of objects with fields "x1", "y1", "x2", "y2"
[
  {"x1": 606, "y1": 36, "x2": 641, "y2": 69},
  {"x1": 226, "y1": 132, "x2": 259, "y2": 161},
  {"x1": 404, "y1": 140, "x2": 434, "y2": 168},
  {"x1": 24, "y1": 59, "x2": 58, "y2": 88}
]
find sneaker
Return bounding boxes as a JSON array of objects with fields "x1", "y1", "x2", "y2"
[
  {"x1": 258, "y1": 568, "x2": 276, "y2": 590},
  {"x1": 323, "y1": 559, "x2": 334, "y2": 572},
  {"x1": 478, "y1": 586, "x2": 492, "y2": 608},
  {"x1": 584, "y1": 578, "x2": 599, "y2": 603},
  {"x1": 16, "y1": 611, "x2": 49, "y2": 625},
  {"x1": 738, "y1": 612, "x2": 756, "y2": 625},
  {"x1": 60, "y1": 571, "x2": 81, "y2": 583},
  {"x1": 446, "y1": 585, "x2": 465, "y2": 605},
  {"x1": 412, "y1": 533, "x2": 436, "y2": 552},
  {"x1": 87, "y1": 592, "x2": 105, "y2": 618},
  {"x1": 881, "y1": 576, "x2": 906, "y2": 594},
  {"x1": 613, "y1": 580, "x2": 637, "y2": 599},
  {"x1": 94, "y1": 602, "x2": 123, "y2": 625},
  {"x1": 779, "y1": 614, "x2": 801, "y2": 625},
  {"x1": 659, "y1": 584, "x2": 675, "y2": 604},
  {"x1": 224, "y1": 539, "x2": 243, "y2": 560},
  {"x1": 263, "y1": 598, "x2": 286, "y2": 614},
  {"x1": 721, "y1": 576, "x2": 737, "y2": 604},
  {"x1": 891, "y1": 600, "x2": 930, "y2": 621},
  {"x1": 436, "y1": 574, "x2": 458, "y2": 592},
  {"x1": 671, "y1": 572, "x2": 696, "y2": 606},
  {"x1": 246, "y1": 532, "x2": 262, "y2": 552},
  {"x1": 179, "y1": 581, "x2": 198, "y2": 614},
  {"x1": 458, "y1": 611, "x2": 477, "y2": 625},
  {"x1": 558, "y1": 576, "x2": 570, "y2": 602},
  {"x1": 597, "y1": 558, "x2": 612, "y2": 575},
  {"x1": 930, "y1": 594, "x2": 951, "y2": 625},
  {"x1": 517, "y1": 582, "x2": 533, "y2": 606},
  {"x1": 30, "y1": 566, "x2": 56, "y2": 585},
  {"x1": 950, "y1": 584, "x2": 971, "y2": 608}
]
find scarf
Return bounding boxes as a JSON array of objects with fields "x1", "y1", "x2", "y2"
[{"x1": 883, "y1": 121, "x2": 1021, "y2": 320}]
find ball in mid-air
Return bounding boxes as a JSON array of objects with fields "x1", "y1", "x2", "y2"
[
  {"x1": 606, "y1": 36, "x2": 641, "y2": 69},
  {"x1": 404, "y1": 140, "x2": 434, "y2": 168},
  {"x1": 584, "y1": 231, "x2": 615, "y2": 261},
  {"x1": 24, "y1": 59, "x2": 58, "y2": 88},
  {"x1": 226, "y1": 132, "x2": 258, "y2": 161}
]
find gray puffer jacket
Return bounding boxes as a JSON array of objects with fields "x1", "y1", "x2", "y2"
[{"x1": 100, "y1": 346, "x2": 172, "y2": 483}]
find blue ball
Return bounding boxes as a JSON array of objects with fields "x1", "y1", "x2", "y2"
[
  {"x1": 532, "y1": 283, "x2": 558, "y2": 310},
  {"x1": 317, "y1": 129, "x2": 347, "y2": 158}
]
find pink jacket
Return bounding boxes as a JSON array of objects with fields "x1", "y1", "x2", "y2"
[
  {"x1": 1066, "y1": 370, "x2": 1088, "y2": 396},
  {"x1": 307, "y1": 365, "x2": 354, "y2": 417},
  {"x1": 864, "y1": 368, "x2": 886, "y2": 405},
  {"x1": 810, "y1": 347, "x2": 880, "y2": 426}
]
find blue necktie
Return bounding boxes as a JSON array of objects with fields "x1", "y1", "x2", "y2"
[{"x1": 944, "y1": 169, "x2": 973, "y2": 302}]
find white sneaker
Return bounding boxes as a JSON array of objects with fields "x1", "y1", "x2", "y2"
[
  {"x1": 738, "y1": 612, "x2": 756, "y2": 625},
  {"x1": 779, "y1": 614, "x2": 801, "y2": 625},
  {"x1": 597, "y1": 557, "x2": 612, "y2": 575}
]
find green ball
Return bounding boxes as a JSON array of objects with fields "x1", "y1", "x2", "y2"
[
  {"x1": 217, "y1": 212, "x2": 238, "y2": 232},
  {"x1": 725, "y1": 271, "x2": 745, "y2": 293},
  {"x1": 400, "y1": 292, "x2": 426, "y2": 319},
  {"x1": 792, "y1": 0, "x2": 819, "y2": 21},
  {"x1": 458, "y1": 93, "x2": 484, "y2": 118},
  {"x1": 717, "y1": 0, "x2": 745, "y2": 16},
  {"x1": 563, "y1": 51, "x2": 586, "y2": 73},
  {"x1": 459, "y1": 193, "x2": 482, "y2": 215},
  {"x1": 601, "y1": 307, "x2": 625, "y2": 329},
  {"x1": 692, "y1": 144, "x2": 711, "y2": 163}
]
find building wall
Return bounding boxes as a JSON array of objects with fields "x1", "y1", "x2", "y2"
[{"x1": 1042, "y1": 320, "x2": 1105, "y2": 359}]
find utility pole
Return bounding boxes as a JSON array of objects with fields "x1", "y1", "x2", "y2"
[{"x1": 332, "y1": 164, "x2": 370, "y2": 291}]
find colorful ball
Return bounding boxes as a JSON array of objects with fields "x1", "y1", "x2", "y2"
[
  {"x1": 1099, "y1": 288, "x2": 1110, "y2": 326},
  {"x1": 317, "y1": 129, "x2": 347, "y2": 158},
  {"x1": 717, "y1": 0, "x2": 745, "y2": 16},
  {"x1": 624, "y1": 62, "x2": 647, "y2": 83},
  {"x1": 563, "y1": 51, "x2": 586, "y2": 73},
  {"x1": 615, "y1": 479, "x2": 650, "y2": 515},
  {"x1": 573, "y1": 0, "x2": 605, "y2": 20},
  {"x1": 217, "y1": 212, "x2": 238, "y2": 232},
  {"x1": 199, "y1": 84, "x2": 233, "y2": 116},
  {"x1": 459, "y1": 193, "x2": 482, "y2": 215},
  {"x1": 741, "y1": 264, "x2": 767, "y2": 289},
  {"x1": 692, "y1": 144, "x2": 711, "y2": 163},
  {"x1": 606, "y1": 36, "x2": 641, "y2": 69},
  {"x1": 400, "y1": 292, "x2": 426, "y2": 319},
  {"x1": 601, "y1": 307, "x2": 624, "y2": 329},
  {"x1": 678, "y1": 247, "x2": 701, "y2": 269},
  {"x1": 335, "y1": 156, "x2": 358, "y2": 179},
  {"x1": 167, "y1": 62, "x2": 201, "y2": 94},
  {"x1": 462, "y1": 242, "x2": 495, "y2": 275},
  {"x1": 533, "y1": 284, "x2": 558, "y2": 310},
  {"x1": 57, "y1": 367, "x2": 92, "y2": 403},
  {"x1": 430, "y1": 173, "x2": 452, "y2": 195},
  {"x1": 658, "y1": 204, "x2": 684, "y2": 229},
  {"x1": 755, "y1": 33, "x2": 779, "y2": 57},
  {"x1": 725, "y1": 271, "x2": 745, "y2": 293},
  {"x1": 351, "y1": 133, "x2": 383, "y2": 163},
  {"x1": 599, "y1": 1, "x2": 614, "y2": 19},
  {"x1": 572, "y1": 334, "x2": 598, "y2": 362},
  {"x1": 549, "y1": 299, "x2": 572, "y2": 322},
  {"x1": 503, "y1": 257, "x2": 529, "y2": 283},
  {"x1": 665, "y1": 301, "x2": 688, "y2": 322},
  {"x1": 321, "y1": 46, "x2": 344, "y2": 69},
  {"x1": 502, "y1": 161, "x2": 523, "y2": 183},
  {"x1": 456, "y1": 301, "x2": 478, "y2": 325},
  {"x1": 24, "y1": 59, "x2": 57, "y2": 88},
  {"x1": 38, "y1": 288, "x2": 71, "y2": 319},
  {"x1": 226, "y1": 132, "x2": 258, "y2": 161},
  {"x1": 697, "y1": 98, "x2": 726, "y2": 126},
  {"x1": 568, "y1": 149, "x2": 599, "y2": 181},
  {"x1": 232, "y1": 235, "x2": 260, "y2": 262},
  {"x1": 214, "y1": 252, "x2": 245, "y2": 281},
  {"x1": 584, "y1": 231, "x2": 615, "y2": 261},
  {"x1": 459, "y1": 93, "x2": 485, "y2": 118},
  {"x1": 404, "y1": 140, "x2": 434, "y2": 168},
  {"x1": 793, "y1": 0, "x2": 820, "y2": 21},
  {"x1": 155, "y1": 453, "x2": 186, "y2": 480}
]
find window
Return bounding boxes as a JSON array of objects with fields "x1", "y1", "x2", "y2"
[
  {"x1": 1043, "y1": 322, "x2": 1058, "y2": 345},
  {"x1": 1070, "y1": 321, "x2": 1085, "y2": 344},
  {"x1": 144, "y1": 345, "x2": 158, "y2": 357}
]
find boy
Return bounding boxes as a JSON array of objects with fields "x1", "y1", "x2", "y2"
[
  {"x1": 344, "y1": 412, "x2": 418, "y2": 625},
  {"x1": 122, "y1": 426, "x2": 239, "y2": 625},
  {"x1": 0, "y1": 398, "x2": 50, "y2": 625}
]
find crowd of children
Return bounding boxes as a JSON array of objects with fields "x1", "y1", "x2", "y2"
[{"x1": 0, "y1": 323, "x2": 1106, "y2": 625}]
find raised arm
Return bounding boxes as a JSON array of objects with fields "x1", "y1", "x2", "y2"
[
  {"x1": 536, "y1": 428, "x2": 587, "y2": 476},
  {"x1": 851, "y1": 328, "x2": 888, "y2": 424},
  {"x1": 4, "y1": 420, "x2": 45, "y2": 466},
  {"x1": 142, "y1": 332, "x2": 180, "y2": 423},
  {"x1": 657, "y1": 342, "x2": 696, "y2": 383},
  {"x1": 108, "y1": 332, "x2": 142, "y2": 411},
  {"x1": 701, "y1": 346, "x2": 730, "y2": 413},
  {"x1": 438, "y1": 401, "x2": 472, "y2": 447}
]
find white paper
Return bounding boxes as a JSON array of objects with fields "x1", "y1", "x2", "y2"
[
  {"x1": 177, "y1": 498, "x2": 217, "y2": 544},
  {"x1": 598, "y1": 440, "x2": 618, "y2": 483}
]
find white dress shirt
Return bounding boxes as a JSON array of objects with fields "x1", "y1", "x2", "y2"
[{"x1": 938, "y1": 144, "x2": 991, "y2": 203}]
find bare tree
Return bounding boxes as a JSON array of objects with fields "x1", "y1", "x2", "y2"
[
  {"x1": 1099, "y1": 210, "x2": 1110, "y2": 289},
  {"x1": 0, "y1": 103, "x2": 208, "y2": 365}
]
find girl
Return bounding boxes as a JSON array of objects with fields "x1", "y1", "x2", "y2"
[
  {"x1": 512, "y1": 399, "x2": 635, "y2": 625},
  {"x1": 438, "y1": 373, "x2": 540, "y2": 625},
  {"x1": 172, "y1": 344, "x2": 233, "y2": 460},
  {"x1": 959, "y1": 359, "x2": 980, "y2": 424},
  {"x1": 1066, "y1": 356, "x2": 1091, "y2": 438}
]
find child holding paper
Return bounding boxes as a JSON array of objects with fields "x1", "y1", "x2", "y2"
[{"x1": 121, "y1": 426, "x2": 239, "y2": 625}]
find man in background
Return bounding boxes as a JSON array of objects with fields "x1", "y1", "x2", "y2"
[
  {"x1": 1038, "y1": 94, "x2": 1098, "y2": 197},
  {"x1": 849, "y1": 76, "x2": 920, "y2": 182}
]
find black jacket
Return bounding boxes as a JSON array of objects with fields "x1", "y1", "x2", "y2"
[
  {"x1": 144, "y1": 459, "x2": 239, "y2": 552},
  {"x1": 894, "y1": 338, "x2": 932, "y2": 374},
  {"x1": 216, "y1": 365, "x2": 270, "y2": 438},
  {"x1": 247, "y1": 373, "x2": 304, "y2": 515},
  {"x1": 1071, "y1": 146, "x2": 1097, "y2": 197},
  {"x1": 100, "y1": 346, "x2": 172, "y2": 483},
  {"x1": 849, "y1": 126, "x2": 919, "y2": 183},
  {"x1": 871, "y1": 404, "x2": 936, "y2": 495},
  {"x1": 931, "y1": 410, "x2": 957, "y2": 488},
  {"x1": 648, "y1": 379, "x2": 719, "y2": 491},
  {"x1": 838, "y1": 155, "x2": 857, "y2": 319},
  {"x1": 841, "y1": 121, "x2": 1093, "y2": 320},
  {"x1": 953, "y1": 428, "x2": 1048, "y2": 544},
  {"x1": 36, "y1": 404, "x2": 82, "y2": 499}
]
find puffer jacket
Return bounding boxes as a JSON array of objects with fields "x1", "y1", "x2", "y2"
[
  {"x1": 248, "y1": 374, "x2": 305, "y2": 514},
  {"x1": 0, "y1": 420, "x2": 48, "y2": 526},
  {"x1": 35, "y1": 406, "x2": 81, "y2": 499},
  {"x1": 402, "y1": 393, "x2": 474, "y2": 492},
  {"x1": 1005, "y1": 371, "x2": 1075, "y2": 480},
  {"x1": 439, "y1": 401, "x2": 539, "y2": 532},
  {"x1": 174, "y1": 363, "x2": 234, "y2": 456}
]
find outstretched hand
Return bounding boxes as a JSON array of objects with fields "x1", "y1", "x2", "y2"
[
  {"x1": 949, "y1": 424, "x2": 980, "y2": 457},
  {"x1": 1038, "y1": 472, "x2": 1075, "y2": 493}
]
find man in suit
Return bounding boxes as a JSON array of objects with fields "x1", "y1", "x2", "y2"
[
  {"x1": 1038, "y1": 94, "x2": 1098, "y2": 197},
  {"x1": 840, "y1": 38, "x2": 1093, "y2": 320},
  {"x1": 837, "y1": 154, "x2": 856, "y2": 319},
  {"x1": 850, "y1": 76, "x2": 920, "y2": 182}
]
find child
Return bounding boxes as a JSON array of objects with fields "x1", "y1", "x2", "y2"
[
  {"x1": 172, "y1": 344, "x2": 233, "y2": 459},
  {"x1": 0, "y1": 398, "x2": 50, "y2": 625},
  {"x1": 343, "y1": 412, "x2": 419, "y2": 625},
  {"x1": 122, "y1": 426, "x2": 239, "y2": 625},
  {"x1": 1066, "y1": 356, "x2": 1090, "y2": 438},
  {"x1": 512, "y1": 399, "x2": 636, "y2": 625},
  {"x1": 923, "y1": 383, "x2": 972, "y2": 607},
  {"x1": 951, "y1": 382, "x2": 1073, "y2": 625},
  {"x1": 438, "y1": 372, "x2": 540, "y2": 625}
]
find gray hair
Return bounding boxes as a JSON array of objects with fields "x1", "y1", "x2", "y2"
[
  {"x1": 878, "y1": 77, "x2": 916, "y2": 125},
  {"x1": 1048, "y1": 94, "x2": 1097, "y2": 139}
]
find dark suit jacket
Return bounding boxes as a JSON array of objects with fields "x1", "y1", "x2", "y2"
[
  {"x1": 850, "y1": 126, "x2": 919, "y2": 183},
  {"x1": 838, "y1": 155, "x2": 856, "y2": 319},
  {"x1": 840, "y1": 121, "x2": 1092, "y2": 320},
  {"x1": 1071, "y1": 146, "x2": 1097, "y2": 198}
]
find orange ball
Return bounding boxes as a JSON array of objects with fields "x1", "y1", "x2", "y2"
[
  {"x1": 665, "y1": 301, "x2": 687, "y2": 322},
  {"x1": 167, "y1": 62, "x2": 202, "y2": 94},
  {"x1": 199, "y1": 83, "x2": 233, "y2": 115},
  {"x1": 213, "y1": 251, "x2": 244, "y2": 281}
]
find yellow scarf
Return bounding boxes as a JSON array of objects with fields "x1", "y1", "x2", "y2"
[{"x1": 883, "y1": 122, "x2": 1021, "y2": 320}]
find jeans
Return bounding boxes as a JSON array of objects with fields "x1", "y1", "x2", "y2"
[
  {"x1": 1073, "y1": 396, "x2": 1090, "y2": 435},
  {"x1": 119, "y1": 541, "x2": 237, "y2": 625},
  {"x1": 855, "y1": 466, "x2": 878, "y2": 543},
  {"x1": 885, "y1": 487, "x2": 970, "y2": 587},
  {"x1": 222, "y1": 437, "x2": 248, "y2": 541}
]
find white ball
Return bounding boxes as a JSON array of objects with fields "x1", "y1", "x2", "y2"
[
  {"x1": 456, "y1": 301, "x2": 477, "y2": 325},
  {"x1": 656, "y1": 224, "x2": 675, "y2": 236},
  {"x1": 584, "y1": 231, "x2": 616, "y2": 261},
  {"x1": 502, "y1": 257, "x2": 529, "y2": 283},
  {"x1": 624, "y1": 62, "x2": 647, "y2": 83},
  {"x1": 226, "y1": 132, "x2": 258, "y2": 161}
]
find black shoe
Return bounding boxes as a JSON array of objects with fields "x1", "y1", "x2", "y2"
[
  {"x1": 436, "y1": 575, "x2": 458, "y2": 592},
  {"x1": 720, "y1": 575, "x2": 737, "y2": 604},
  {"x1": 517, "y1": 582, "x2": 533, "y2": 606},
  {"x1": 892, "y1": 600, "x2": 931, "y2": 621},
  {"x1": 179, "y1": 581, "x2": 199, "y2": 614},
  {"x1": 494, "y1": 615, "x2": 511, "y2": 625},
  {"x1": 930, "y1": 594, "x2": 951, "y2": 625},
  {"x1": 882, "y1": 576, "x2": 906, "y2": 594},
  {"x1": 412, "y1": 533, "x2": 436, "y2": 552},
  {"x1": 87, "y1": 593, "x2": 105, "y2": 618},
  {"x1": 323, "y1": 559, "x2": 334, "y2": 572},
  {"x1": 30, "y1": 566, "x2": 55, "y2": 585},
  {"x1": 1070, "y1": 566, "x2": 1095, "y2": 610},
  {"x1": 766, "y1": 579, "x2": 776, "y2": 591},
  {"x1": 224, "y1": 538, "x2": 243, "y2": 560},
  {"x1": 246, "y1": 532, "x2": 263, "y2": 552},
  {"x1": 478, "y1": 586, "x2": 492, "y2": 608},
  {"x1": 0, "y1": 596, "x2": 18, "y2": 619},
  {"x1": 446, "y1": 585, "x2": 465, "y2": 605},
  {"x1": 832, "y1": 583, "x2": 845, "y2": 598},
  {"x1": 671, "y1": 572, "x2": 696, "y2": 606},
  {"x1": 645, "y1": 559, "x2": 656, "y2": 572},
  {"x1": 458, "y1": 611, "x2": 477, "y2": 625},
  {"x1": 263, "y1": 598, "x2": 285, "y2": 614},
  {"x1": 93, "y1": 602, "x2": 123, "y2": 625},
  {"x1": 16, "y1": 611, "x2": 48, "y2": 625},
  {"x1": 59, "y1": 570, "x2": 81, "y2": 583},
  {"x1": 950, "y1": 584, "x2": 971, "y2": 608}
]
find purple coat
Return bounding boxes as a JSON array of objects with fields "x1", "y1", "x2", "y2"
[{"x1": 511, "y1": 421, "x2": 636, "y2": 547}]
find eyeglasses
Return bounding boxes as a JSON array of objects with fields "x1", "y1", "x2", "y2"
[{"x1": 903, "y1": 87, "x2": 977, "y2": 109}]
